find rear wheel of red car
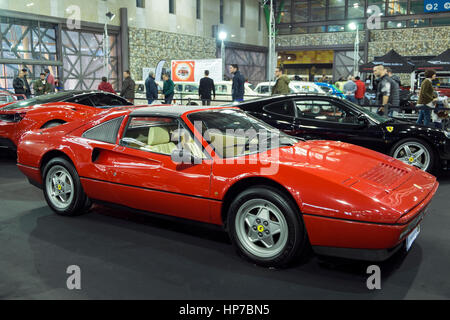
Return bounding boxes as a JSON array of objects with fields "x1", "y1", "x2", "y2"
[
  {"x1": 227, "y1": 186, "x2": 309, "y2": 268},
  {"x1": 43, "y1": 157, "x2": 90, "y2": 216}
]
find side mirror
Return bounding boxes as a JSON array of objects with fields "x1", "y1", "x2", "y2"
[
  {"x1": 171, "y1": 149, "x2": 202, "y2": 165},
  {"x1": 357, "y1": 114, "x2": 369, "y2": 126}
]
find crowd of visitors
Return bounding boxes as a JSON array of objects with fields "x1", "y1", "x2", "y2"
[{"x1": 9, "y1": 63, "x2": 447, "y2": 130}]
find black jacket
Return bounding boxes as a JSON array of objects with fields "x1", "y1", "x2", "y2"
[
  {"x1": 198, "y1": 77, "x2": 215, "y2": 100},
  {"x1": 145, "y1": 76, "x2": 158, "y2": 100},
  {"x1": 376, "y1": 74, "x2": 399, "y2": 107},
  {"x1": 120, "y1": 77, "x2": 135, "y2": 100},
  {"x1": 232, "y1": 71, "x2": 245, "y2": 101},
  {"x1": 13, "y1": 76, "x2": 30, "y2": 97}
]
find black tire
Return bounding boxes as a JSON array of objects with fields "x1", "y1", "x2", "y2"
[
  {"x1": 227, "y1": 185, "x2": 309, "y2": 268},
  {"x1": 389, "y1": 138, "x2": 436, "y2": 172},
  {"x1": 42, "y1": 157, "x2": 90, "y2": 216},
  {"x1": 41, "y1": 120, "x2": 65, "y2": 129}
]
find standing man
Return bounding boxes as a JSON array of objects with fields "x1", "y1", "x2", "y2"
[
  {"x1": 385, "y1": 67, "x2": 401, "y2": 86},
  {"x1": 343, "y1": 75, "x2": 357, "y2": 103},
  {"x1": 373, "y1": 65, "x2": 399, "y2": 116},
  {"x1": 45, "y1": 68, "x2": 55, "y2": 92},
  {"x1": 13, "y1": 69, "x2": 31, "y2": 100},
  {"x1": 198, "y1": 70, "x2": 215, "y2": 106},
  {"x1": 416, "y1": 69, "x2": 438, "y2": 127},
  {"x1": 98, "y1": 77, "x2": 116, "y2": 94},
  {"x1": 230, "y1": 64, "x2": 245, "y2": 103},
  {"x1": 120, "y1": 70, "x2": 135, "y2": 104},
  {"x1": 162, "y1": 73, "x2": 175, "y2": 104},
  {"x1": 33, "y1": 72, "x2": 52, "y2": 96},
  {"x1": 354, "y1": 76, "x2": 366, "y2": 105},
  {"x1": 272, "y1": 67, "x2": 290, "y2": 95},
  {"x1": 145, "y1": 71, "x2": 158, "y2": 104}
]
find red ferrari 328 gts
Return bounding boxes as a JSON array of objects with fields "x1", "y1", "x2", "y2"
[
  {"x1": 16, "y1": 105, "x2": 438, "y2": 267},
  {"x1": 0, "y1": 91, "x2": 132, "y2": 151}
]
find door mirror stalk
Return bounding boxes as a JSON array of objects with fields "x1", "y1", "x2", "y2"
[{"x1": 171, "y1": 149, "x2": 202, "y2": 165}]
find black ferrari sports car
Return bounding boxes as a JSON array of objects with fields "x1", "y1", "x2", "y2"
[{"x1": 237, "y1": 94, "x2": 450, "y2": 172}]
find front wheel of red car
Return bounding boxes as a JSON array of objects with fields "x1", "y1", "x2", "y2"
[
  {"x1": 43, "y1": 157, "x2": 90, "y2": 216},
  {"x1": 227, "y1": 186, "x2": 309, "y2": 268}
]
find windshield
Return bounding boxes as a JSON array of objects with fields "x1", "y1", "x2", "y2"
[
  {"x1": 342, "y1": 99, "x2": 390, "y2": 123},
  {"x1": 2, "y1": 92, "x2": 74, "y2": 110},
  {"x1": 188, "y1": 109, "x2": 299, "y2": 158}
]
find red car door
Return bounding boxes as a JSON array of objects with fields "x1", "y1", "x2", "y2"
[{"x1": 106, "y1": 116, "x2": 214, "y2": 223}]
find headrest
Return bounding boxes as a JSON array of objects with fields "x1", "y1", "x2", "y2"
[{"x1": 147, "y1": 126, "x2": 170, "y2": 146}]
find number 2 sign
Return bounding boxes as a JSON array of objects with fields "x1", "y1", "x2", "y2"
[{"x1": 424, "y1": 0, "x2": 450, "y2": 13}]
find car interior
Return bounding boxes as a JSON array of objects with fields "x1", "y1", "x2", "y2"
[
  {"x1": 122, "y1": 117, "x2": 205, "y2": 158},
  {"x1": 294, "y1": 100, "x2": 357, "y2": 124}
]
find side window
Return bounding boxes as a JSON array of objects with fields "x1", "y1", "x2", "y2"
[
  {"x1": 185, "y1": 85, "x2": 198, "y2": 93},
  {"x1": 175, "y1": 84, "x2": 183, "y2": 92},
  {"x1": 294, "y1": 100, "x2": 358, "y2": 123},
  {"x1": 70, "y1": 95, "x2": 95, "y2": 106},
  {"x1": 136, "y1": 84, "x2": 145, "y2": 93},
  {"x1": 320, "y1": 86, "x2": 332, "y2": 94},
  {"x1": 121, "y1": 117, "x2": 206, "y2": 158},
  {"x1": 215, "y1": 85, "x2": 227, "y2": 93},
  {"x1": 98, "y1": 94, "x2": 130, "y2": 107},
  {"x1": 89, "y1": 94, "x2": 109, "y2": 107},
  {"x1": 82, "y1": 116, "x2": 124, "y2": 144},
  {"x1": 263, "y1": 100, "x2": 295, "y2": 117},
  {"x1": 260, "y1": 85, "x2": 270, "y2": 94}
]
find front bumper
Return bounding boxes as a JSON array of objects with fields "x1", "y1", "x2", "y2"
[
  {"x1": 304, "y1": 181, "x2": 437, "y2": 261},
  {"x1": 312, "y1": 242, "x2": 404, "y2": 261}
]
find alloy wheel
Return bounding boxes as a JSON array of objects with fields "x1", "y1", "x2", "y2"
[
  {"x1": 45, "y1": 165, "x2": 74, "y2": 210},
  {"x1": 393, "y1": 141, "x2": 431, "y2": 171},
  {"x1": 235, "y1": 199, "x2": 288, "y2": 259}
]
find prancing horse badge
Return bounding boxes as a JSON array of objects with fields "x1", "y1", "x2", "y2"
[{"x1": 386, "y1": 126, "x2": 394, "y2": 133}]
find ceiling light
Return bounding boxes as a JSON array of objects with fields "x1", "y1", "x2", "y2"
[{"x1": 218, "y1": 31, "x2": 227, "y2": 41}]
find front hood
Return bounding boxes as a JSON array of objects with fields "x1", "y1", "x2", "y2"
[
  {"x1": 386, "y1": 118, "x2": 445, "y2": 135},
  {"x1": 274, "y1": 140, "x2": 437, "y2": 224}
]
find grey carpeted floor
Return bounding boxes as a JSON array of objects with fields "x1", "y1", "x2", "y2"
[{"x1": 1, "y1": 152, "x2": 449, "y2": 300}]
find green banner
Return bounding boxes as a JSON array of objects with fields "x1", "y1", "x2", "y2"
[{"x1": 263, "y1": 0, "x2": 285, "y2": 34}]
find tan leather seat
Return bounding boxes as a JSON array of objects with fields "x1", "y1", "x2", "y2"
[
  {"x1": 180, "y1": 133, "x2": 204, "y2": 159},
  {"x1": 141, "y1": 126, "x2": 177, "y2": 154}
]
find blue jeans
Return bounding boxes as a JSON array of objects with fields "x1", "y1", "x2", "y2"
[
  {"x1": 346, "y1": 95, "x2": 357, "y2": 104},
  {"x1": 147, "y1": 99, "x2": 154, "y2": 104},
  {"x1": 434, "y1": 122, "x2": 443, "y2": 129},
  {"x1": 416, "y1": 105, "x2": 431, "y2": 126}
]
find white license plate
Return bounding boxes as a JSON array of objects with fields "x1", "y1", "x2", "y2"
[{"x1": 406, "y1": 225, "x2": 421, "y2": 252}]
